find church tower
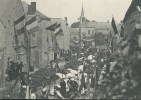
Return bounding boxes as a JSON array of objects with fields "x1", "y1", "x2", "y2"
[
  {"x1": 79, "y1": 3, "x2": 86, "y2": 44},
  {"x1": 80, "y1": 3, "x2": 86, "y2": 24}
]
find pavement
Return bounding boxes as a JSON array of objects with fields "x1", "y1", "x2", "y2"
[
  {"x1": 0, "y1": 80, "x2": 19, "y2": 99},
  {"x1": 0, "y1": 87, "x2": 7, "y2": 99}
]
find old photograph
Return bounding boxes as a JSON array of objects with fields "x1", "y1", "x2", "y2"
[{"x1": 0, "y1": 0, "x2": 141, "y2": 99}]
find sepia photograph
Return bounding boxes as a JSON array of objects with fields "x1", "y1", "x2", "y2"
[{"x1": 0, "y1": 0, "x2": 141, "y2": 99}]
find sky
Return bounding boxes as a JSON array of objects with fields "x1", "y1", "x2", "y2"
[{"x1": 22, "y1": 0, "x2": 132, "y2": 25}]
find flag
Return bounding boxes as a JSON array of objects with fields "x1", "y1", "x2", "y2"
[
  {"x1": 13, "y1": 24, "x2": 19, "y2": 47},
  {"x1": 46, "y1": 23, "x2": 63, "y2": 35},
  {"x1": 111, "y1": 17, "x2": 118, "y2": 35},
  {"x1": 121, "y1": 45, "x2": 129, "y2": 56},
  {"x1": 14, "y1": 14, "x2": 26, "y2": 35},
  {"x1": 46, "y1": 22, "x2": 58, "y2": 31},
  {"x1": 119, "y1": 35, "x2": 128, "y2": 46},
  {"x1": 119, "y1": 35, "x2": 130, "y2": 56},
  {"x1": 54, "y1": 23, "x2": 63, "y2": 35},
  {"x1": 120, "y1": 25, "x2": 124, "y2": 37},
  {"x1": 137, "y1": 6, "x2": 141, "y2": 12},
  {"x1": 26, "y1": 15, "x2": 39, "y2": 33}
]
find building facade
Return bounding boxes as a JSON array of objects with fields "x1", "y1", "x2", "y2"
[
  {"x1": 22, "y1": 1, "x2": 54, "y2": 68},
  {"x1": 51, "y1": 18, "x2": 70, "y2": 51},
  {"x1": 71, "y1": 6, "x2": 113, "y2": 50},
  {"x1": 69, "y1": 28, "x2": 79, "y2": 41},
  {"x1": 123, "y1": 0, "x2": 141, "y2": 38},
  {"x1": 0, "y1": 0, "x2": 28, "y2": 86}
]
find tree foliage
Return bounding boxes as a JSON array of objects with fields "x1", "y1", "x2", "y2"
[{"x1": 100, "y1": 29, "x2": 141, "y2": 99}]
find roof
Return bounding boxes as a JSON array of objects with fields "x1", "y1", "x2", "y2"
[
  {"x1": 22, "y1": 1, "x2": 50, "y2": 19},
  {"x1": 123, "y1": 0, "x2": 141, "y2": 22},
  {"x1": 0, "y1": 0, "x2": 25, "y2": 29},
  {"x1": 71, "y1": 21, "x2": 112, "y2": 30}
]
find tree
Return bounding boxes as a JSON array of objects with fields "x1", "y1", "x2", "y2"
[{"x1": 99, "y1": 29, "x2": 141, "y2": 99}]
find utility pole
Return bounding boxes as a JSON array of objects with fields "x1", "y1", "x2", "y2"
[
  {"x1": 78, "y1": 14, "x2": 82, "y2": 58},
  {"x1": 26, "y1": 27, "x2": 31, "y2": 99},
  {"x1": 25, "y1": 29, "x2": 31, "y2": 99},
  {"x1": 25, "y1": 13, "x2": 31, "y2": 98}
]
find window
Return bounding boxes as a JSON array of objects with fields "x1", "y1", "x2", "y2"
[
  {"x1": 21, "y1": 41, "x2": 24, "y2": 46},
  {"x1": 32, "y1": 33, "x2": 35, "y2": 37},
  {"x1": 8, "y1": 20, "x2": 10, "y2": 23},
  {"x1": 88, "y1": 30, "x2": 90, "y2": 34}
]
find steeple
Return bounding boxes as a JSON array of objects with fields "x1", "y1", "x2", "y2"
[
  {"x1": 81, "y1": 2, "x2": 85, "y2": 18},
  {"x1": 79, "y1": 2, "x2": 86, "y2": 23}
]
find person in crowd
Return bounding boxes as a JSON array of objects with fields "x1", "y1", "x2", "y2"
[
  {"x1": 60, "y1": 78, "x2": 67, "y2": 98},
  {"x1": 67, "y1": 77, "x2": 79, "y2": 98},
  {"x1": 20, "y1": 72, "x2": 27, "y2": 86},
  {"x1": 14, "y1": 61, "x2": 19, "y2": 78},
  {"x1": 60, "y1": 49, "x2": 63, "y2": 58},
  {"x1": 30, "y1": 90, "x2": 36, "y2": 99},
  {"x1": 9, "y1": 61, "x2": 15, "y2": 81},
  {"x1": 54, "y1": 60, "x2": 60, "y2": 73},
  {"x1": 79, "y1": 71, "x2": 87, "y2": 95},
  {"x1": 78, "y1": 65, "x2": 84, "y2": 73},
  {"x1": 18, "y1": 61, "x2": 24, "y2": 74},
  {"x1": 41, "y1": 85, "x2": 48, "y2": 99},
  {"x1": 54, "y1": 83, "x2": 65, "y2": 99},
  {"x1": 50, "y1": 60, "x2": 53, "y2": 68},
  {"x1": 6, "y1": 57, "x2": 10, "y2": 74},
  {"x1": 6, "y1": 57, "x2": 11, "y2": 81}
]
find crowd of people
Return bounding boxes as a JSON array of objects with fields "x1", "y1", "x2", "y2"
[
  {"x1": 28, "y1": 46, "x2": 112, "y2": 99},
  {"x1": 4, "y1": 43, "x2": 112, "y2": 99},
  {"x1": 5, "y1": 57, "x2": 24, "y2": 82}
]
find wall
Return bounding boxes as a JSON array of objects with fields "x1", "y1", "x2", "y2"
[
  {"x1": 0, "y1": 21, "x2": 6, "y2": 87},
  {"x1": 51, "y1": 18, "x2": 70, "y2": 51},
  {"x1": 124, "y1": 9, "x2": 141, "y2": 38},
  {"x1": 39, "y1": 19, "x2": 52, "y2": 68},
  {"x1": 0, "y1": 0, "x2": 28, "y2": 83},
  {"x1": 63, "y1": 25, "x2": 70, "y2": 50},
  {"x1": 81, "y1": 27, "x2": 95, "y2": 37}
]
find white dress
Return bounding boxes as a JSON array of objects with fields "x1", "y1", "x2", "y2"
[
  {"x1": 78, "y1": 65, "x2": 84, "y2": 72},
  {"x1": 30, "y1": 93, "x2": 36, "y2": 99}
]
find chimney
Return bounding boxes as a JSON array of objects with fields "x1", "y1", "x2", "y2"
[
  {"x1": 65, "y1": 17, "x2": 68, "y2": 26},
  {"x1": 28, "y1": 2, "x2": 36, "y2": 15},
  {"x1": 31, "y1": 2, "x2": 36, "y2": 14}
]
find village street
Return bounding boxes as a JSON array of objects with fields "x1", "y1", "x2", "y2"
[{"x1": 0, "y1": 0, "x2": 141, "y2": 99}]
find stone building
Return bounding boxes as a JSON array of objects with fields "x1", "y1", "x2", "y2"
[
  {"x1": 123, "y1": 0, "x2": 141, "y2": 38},
  {"x1": 51, "y1": 18, "x2": 70, "y2": 51},
  {"x1": 22, "y1": 2, "x2": 53, "y2": 68},
  {"x1": 0, "y1": 0, "x2": 28, "y2": 86},
  {"x1": 69, "y1": 28, "x2": 79, "y2": 41},
  {"x1": 71, "y1": 5, "x2": 113, "y2": 50}
]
